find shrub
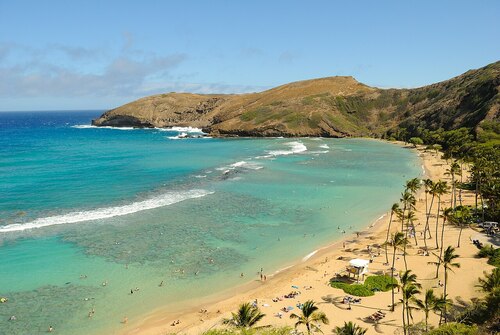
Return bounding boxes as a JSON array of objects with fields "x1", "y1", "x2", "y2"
[
  {"x1": 477, "y1": 246, "x2": 500, "y2": 267},
  {"x1": 426, "y1": 322, "x2": 478, "y2": 335},
  {"x1": 364, "y1": 275, "x2": 397, "y2": 292},
  {"x1": 330, "y1": 281, "x2": 374, "y2": 297}
]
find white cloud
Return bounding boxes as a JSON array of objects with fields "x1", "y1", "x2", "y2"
[{"x1": 0, "y1": 42, "x2": 187, "y2": 98}]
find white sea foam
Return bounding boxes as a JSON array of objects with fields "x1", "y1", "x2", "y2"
[
  {"x1": 0, "y1": 189, "x2": 213, "y2": 233},
  {"x1": 319, "y1": 144, "x2": 330, "y2": 149},
  {"x1": 216, "y1": 160, "x2": 264, "y2": 172},
  {"x1": 72, "y1": 125, "x2": 205, "y2": 133},
  {"x1": 262, "y1": 141, "x2": 307, "y2": 158},
  {"x1": 72, "y1": 125, "x2": 136, "y2": 130},
  {"x1": 302, "y1": 250, "x2": 318, "y2": 261},
  {"x1": 157, "y1": 126, "x2": 204, "y2": 133}
]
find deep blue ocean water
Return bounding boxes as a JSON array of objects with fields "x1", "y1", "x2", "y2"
[{"x1": 0, "y1": 111, "x2": 421, "y2": 334}]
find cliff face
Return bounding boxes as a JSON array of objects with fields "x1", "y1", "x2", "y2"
[{"x1": 92, "y1": 61, "x2": 500, "y2": 137}]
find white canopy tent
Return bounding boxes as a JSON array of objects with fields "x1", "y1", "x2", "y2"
[{"x1": 347, "y1": 258, "x2": 370, "y2": 282}]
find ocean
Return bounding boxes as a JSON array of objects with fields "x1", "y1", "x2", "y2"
[{"x1": 0, "y1": 111, "x2": 421, "y2": 334}]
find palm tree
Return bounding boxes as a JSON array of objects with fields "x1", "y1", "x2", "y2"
[
  {"x1": 406, "y1": 209, "x2": 418, "y2": 246},
  {"x1": 290, "y1": 300, "x2": 329, "y2": 334},
  {"x1": 388, "y1": 232, "x2": 408, "y2": 311},
  {"x1": 385, "y1": 203, "x2": 401, "y2": 264},
  {"x1": 434, "y1": 181, "x2": 448, "y2": 249},
  {"x1": 435, "y1": 208, "x2": 453, "y2": 278},
  {"x1": 445, "y1": 161, "x2": 461, "y2": 209},
  {"x1": 477, "y1": 268, "x2": 500, "y2": 293},
  {"x1": 405, "y1": 178, "x2": 421, "y2": 195},
  {"x1": 423, "y1": 179, "x2": 436, "y2": 251},
  {"x1": 400, "y1": 284, "x2": 421, "y2": 334},
  {"x1": 415, "y1": 289, "x2": 446, "y2": 332},
  {"x1": 223, "y1": 302, "x2": 266, "y2": 329},
  {"x1": 423, "y1": 178, "x2": 433, "y2": 220},
  {"x1": 399, "y1": 270, "x2": 422, "y2": 334},
  {"x1": 450, "y1": 206, "x2": 471, "y2": 248},
  {"x1": 428, "y1": 246, "x2": 460, "y2": 324},
  {"x1": 334, "y1": 321, "x2": 367, "y2": 335},
  {"x1": 400, "y1": 191, "x2": 415, "y2": 231}
]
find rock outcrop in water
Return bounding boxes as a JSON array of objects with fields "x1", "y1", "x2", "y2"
[{"x1": 93, "y1": 61, "x2": 500, "y2": 137}]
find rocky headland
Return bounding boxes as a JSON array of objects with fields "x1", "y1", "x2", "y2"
[{"x1": 93, "y1": 61, "x2": 499, "y2": 138}]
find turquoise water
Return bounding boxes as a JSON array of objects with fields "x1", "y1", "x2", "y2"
[{"x1": 0, "y1": 111, "x2": 421, "y2": 334}]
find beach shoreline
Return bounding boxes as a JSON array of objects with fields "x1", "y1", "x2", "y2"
[{"x1": 119, "y1": 142, "x2": 493, "y2": 335}]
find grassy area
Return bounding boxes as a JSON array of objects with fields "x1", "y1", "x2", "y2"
[
  {"x1": 330, "y1": 275, "x2": 396, "y2": 297},
  {"x1": 364, "y1": 274, "x2": 397, "y2": 291},
  {"x1": 330, "y1": 281, "x2": 374, "y2": 296}
]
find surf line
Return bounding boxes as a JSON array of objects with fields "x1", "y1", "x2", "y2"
[{"x1": 0, "y1": 189, "x2": 213, "y2": 233}]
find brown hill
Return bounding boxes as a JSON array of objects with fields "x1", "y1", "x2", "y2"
[{"x1": 92, "y1": 61, "x2": 500, "y2": 137}]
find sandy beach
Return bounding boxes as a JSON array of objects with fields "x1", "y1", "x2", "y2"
[{"x1": 120, "y1": 143, "x2": 496, "y2": 335}]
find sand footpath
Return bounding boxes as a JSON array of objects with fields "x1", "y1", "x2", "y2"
[{"x1": 121, "y1": 144, "x2": 495, "y2": 335}]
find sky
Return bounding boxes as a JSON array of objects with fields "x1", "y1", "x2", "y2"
[{"x1": 0, "y1": 0, "x2": 499, "y2": 111}]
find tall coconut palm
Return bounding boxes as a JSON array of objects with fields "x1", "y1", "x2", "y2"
[
  {"x1": 400, "y1": 284, "x2": 421, "y2": 335},
  {"x1": 423, "y1": 178, "x2": 433, "y2": 220},
  {"x1": 415, "y1": 289, "x2": 446, "y2": 332},
  {"x1": 385, "y1": 203, "x2": 401, "y2": 265},
  {"x1": 399, "y1": 270, "x2": 421, "y2": 334},
  {"x1": 450, "y1": 206, "x2": 471, "y2": 248},
  {"x1": 428, "y1": 246, "x2": 460, "y2": 324},
  {"x1": 400, "y1": 191, "x2": 415, "y2": 231},
  {"x1": 223, "y1": 302, "x2": 266, "y2": 329},
  {"x1": 433, "y1": 181, "x2": 448, "y2": 249},
  {"x1": 334, "y1": 321, "x2": 367, "y2": 335},
  {"x1": 388, "y1": 232, "x2": 408, "y2": 312},
  {"x1": 423, "y1": 179, "x2": 436, "y2": 251},
  {"x1": 406, "y1": 209, "x2": 419, "y2": 246},
  {"x1": 405, "y1": 178, "x2": 421, "y2": 195},
  {"x1": 401, "y1": 210, "x2": 417, "y2": 271},
  {"x1": 289, "y1": 300, "x2": 329, "y2": 334},
  {"x1": 446, "y1": 161, "x2": 461, "y2": 209},
  {"x1": 435, "y1": 208, "x2": 453, "y2": 278}
]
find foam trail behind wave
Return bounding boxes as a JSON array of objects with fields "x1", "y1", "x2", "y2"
[
  {"x1": 0, "y1": 189, "x2": 213, "y2": 233},
  {"x1": 262, "y1": 141, "x2": 307, "y2": 158},
  {"x1": 72, "y1": 125, "x2": 136, "y2": 130}
]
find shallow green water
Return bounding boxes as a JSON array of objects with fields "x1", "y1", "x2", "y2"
[{"x1": 0, "y1": 112, "x2": 421, "y2": 334}]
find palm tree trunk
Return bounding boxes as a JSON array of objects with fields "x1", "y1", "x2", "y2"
[
  {"x1": 425, "y1": 311, "x2": 429, "y2": 332},
  {"x1": 440, "y1": 269, "x2": 448, "y2": 325},
  {"x1": 435, "y1": 196, "x2": 441, "y2": 250},
  {"x1": 410, "y1": 218, "x2": 418, "y2": 246},
  {"x1": 385, "y1": 212, "x2": 393, "y2": 264},
  {"x1": 424, "y1": 195, "x2": 435, "y2": 251},
  {"x1": 403, "y1": 233, "x2": 408, "y2": 271},
  {"x1": 391, "y1": 246, "x2": 397, "y2": 311},
  {"x1": 457, "y1": 225, "x2": 463, "y2": 248},
  {"x1": 451, "y1": 175, "x2": 455, "y2": 210},
  {"x1": 475, "y1": 180, "x2": 479, "y2": 214},
  {"x1": 406, "y1": 297, "x2": 411, "y2": 332},
  {"x1": 436, "y1": 218, "x2": 446, "y2": 278},
  {"x1": 459, "y1": 162, "x2": 464, "y2": 206},
  {"x1": 401, "y1": 202, "x2": 407, "y2": 231},
  {"x1": 402, "y1": 300, "x2": 407, "y2": 335}
]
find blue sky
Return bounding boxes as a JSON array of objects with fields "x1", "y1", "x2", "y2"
[{"x1": 0, "y1": 0, "x2": 498, "y2": 111}]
